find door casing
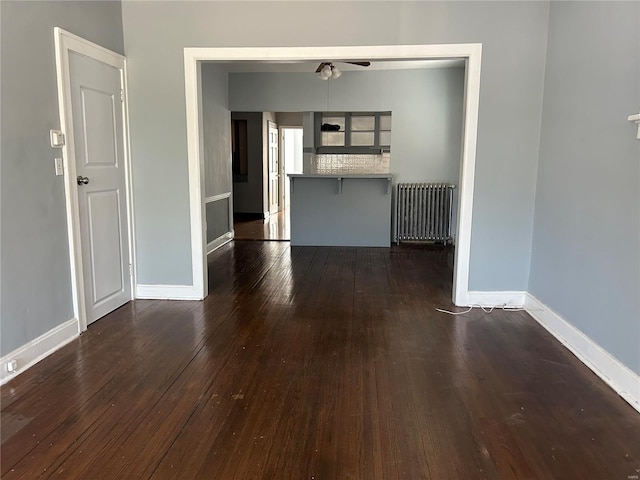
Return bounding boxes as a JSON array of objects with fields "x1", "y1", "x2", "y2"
[
  {"x1": 184, "y1": 44, "x2": 482, "y2": 306},
  {"x1": 54, "y1": 28, "x2": 136, "y2": 333}
]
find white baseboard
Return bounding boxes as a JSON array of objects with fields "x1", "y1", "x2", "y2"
[
  {"x1": 207, "y1": 231, "x2": 233, "y2": 255},
  {"x1": 136, "y1": 284, "x2": 201, "y2": 300},
  {"x1": 1, "y1": 317, "x2": 79, "y2": 385},
  {"x1": 465, "y1": 290, "x2": 526, "y2": 307},
  {"x1": 525, "y1": 293, "x2": 640, "y2": 413}
]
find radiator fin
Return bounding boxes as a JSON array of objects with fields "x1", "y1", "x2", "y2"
[{"x1": 395, "y1": 183, "x2": 455, "y2": 244}]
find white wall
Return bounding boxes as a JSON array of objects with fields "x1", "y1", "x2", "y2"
[
  {"x1": 283, "y1": 128, "x2": 303, "y2": 207},
  {"x1": 283, "y1": 129, "x2": 303, "y2": 175}
]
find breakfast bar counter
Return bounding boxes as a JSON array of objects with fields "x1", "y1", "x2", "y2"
[{"x1": 287, "y1": 174, "x2": 393, "y2": 247}]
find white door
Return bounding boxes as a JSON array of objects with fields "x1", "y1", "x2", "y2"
[
  {"x1": 268, "y1": 121, "x2": 279, "y2": 214},
  {"x1": 69, "y1": 51, "x2": 131, "y2": 324}
]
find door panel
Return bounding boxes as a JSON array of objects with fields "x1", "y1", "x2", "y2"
[
  {"x1": 70, "y1": 51, "x2": 131, "y2": 325},
  {"x1": 268, "y1": 122, "x2": 279, "y2": 214},
  {"x1": 86, "y1": 190, "x2": 124, "y2": 307},
  {"x1": 80, "y1": 87, "x2": 118, "y2": 167}
]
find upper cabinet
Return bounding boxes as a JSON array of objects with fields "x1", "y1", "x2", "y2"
[{"x1": 315, "y1": 112, "x2": 392, "y2": 153}]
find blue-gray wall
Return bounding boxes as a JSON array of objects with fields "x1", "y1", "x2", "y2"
[
  {"x1": 201, "y1": 64, "x2": 232, "y2": 200},
  {"x1": 201, "y1": 64, "x2": 232, "y2": 242},
  {"x1": 121, "y1": 0, "x2": 550, "y2": 291},
  {"x1": 230, "y1": 112, "x2": 265, "y2": 214},
  {"x1": 290, "y1": 177, "x2": 392, "y2": 247},
  {"x1": 3, "y1": 0, "x2": 637, "y2": 379},
  {"x1": 0, "y1": 1, "x2": 125, "y2": 356},
  {"x1": 229, "y1": 68, "x2": 465, "y2": 185},
  {"x1": 529, "y1": 1, "x2": 640, "y2": 374}
]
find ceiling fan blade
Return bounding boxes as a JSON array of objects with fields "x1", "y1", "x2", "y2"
[
  {"x1": 345, "y1": 61, "x2": 371, "y2": 67},
  {"x1": 315, "y1": 62, "x2": 328, "y2": 73}
]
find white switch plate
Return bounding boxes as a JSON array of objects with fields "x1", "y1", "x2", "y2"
[
  {"x1": 628, "y1": 112, "x2": 640, "y2": 140},
  {"x1": 54, "y1": 157, "x2": 64, "y2": 176},
  {"x1": 50, "y1": 129, "x2": 65, "y2": 147}
]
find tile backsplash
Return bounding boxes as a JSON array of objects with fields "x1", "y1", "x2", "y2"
[{"x1": 311, "y1": 153, "x2": 390, "y2": 175}]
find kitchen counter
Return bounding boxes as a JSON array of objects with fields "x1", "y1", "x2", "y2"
[
  {"x1": 288, "y1": 173, "x2": 392, "y2": 194},
  {"x1": 287, "y1": 174, "x2": 392, "y2": 247}
]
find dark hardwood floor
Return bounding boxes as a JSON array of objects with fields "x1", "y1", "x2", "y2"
[
  {"x1": 1, "y1": 242, "x2": 639, "y2": 479},
  {"x1": 233, "y1": 210, "x2": 290, "y2": 241}
]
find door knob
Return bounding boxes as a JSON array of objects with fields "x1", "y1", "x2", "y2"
[{"x1": 77, "y1": 176, "x2": 89, "y2": 185}]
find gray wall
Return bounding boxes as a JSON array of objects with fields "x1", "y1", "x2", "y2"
[
  {"x1": 529, "y1": 2, "x2": 640, "y2": 374},
  {"x1": 121, "y1": 0, "x2": 550, "y2": 291},
  {"x1": 0, "y1": 1, "x2": 124, "y2": 356},
  {"x1": 276, "y1": 112, "x2": 303, "y2": 127},
  {"x1": 201, "y1": 64, "x2": 232, "y2": 199},
  {"x1": 231, "y1": 112, "x2": 264, "y2": 214},
  {"x1": 229, "y1": 68, "x2": 465, "y2": 184},
  {"x1": 290, "y1": 177, "x2": 392, "y2": 247},
  {"x1": 206, "y1": 198, "x2": 230, "y2": 244},
  {"x1": 201, "y1": 63, "x2": 232, "y2": 242}
]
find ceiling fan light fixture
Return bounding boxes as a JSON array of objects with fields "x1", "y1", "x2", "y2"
[{"x1": 316, "y1": 61, "x2": 365, "y2": 79}]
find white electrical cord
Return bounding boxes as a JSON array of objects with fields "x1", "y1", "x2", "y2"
[{"x1": 435, "y1": 304, "x2": 527, "y2": 315}]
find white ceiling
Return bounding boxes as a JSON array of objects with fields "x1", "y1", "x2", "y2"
[{"x1": 213, "y1": 58, "x2": 465, "y2": 73}]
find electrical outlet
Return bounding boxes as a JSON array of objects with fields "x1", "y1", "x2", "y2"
[{"x1": 6, "y1": 360, "x2": 18, "y2": 372}]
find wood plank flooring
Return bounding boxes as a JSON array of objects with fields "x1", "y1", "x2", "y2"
[
  {"x1": 233, "y1": 210, "x2": 290, "y2": 241},
  {"x1": 2, "y1": 242, "x2": 639, "y2": 479}
]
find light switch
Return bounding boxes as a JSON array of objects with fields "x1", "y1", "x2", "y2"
[
  {"x1": 54, "y1": 157, "x2": 64, "y2": 176},
  {"x1": 628, "y1": 112, "x2": 640, "y2": 140},
  {"x1": 50, "y1": 129, "x2": 65, "y2": 148}
]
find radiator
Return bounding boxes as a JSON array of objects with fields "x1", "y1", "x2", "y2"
[{"x1": 395, "y1": 183, "x2": 455, "y2": 244}]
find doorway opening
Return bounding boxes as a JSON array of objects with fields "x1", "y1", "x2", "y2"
[
  {"x1": 228, "y1": 113, "x2": 301, "y2": 241},
  {"x1": 185, "y1": 45, "x2": 482, "y2": 305}
]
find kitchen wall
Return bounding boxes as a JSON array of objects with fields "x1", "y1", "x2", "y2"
[
  {"x1": 121, "y1": 0, "x2": 550, "y2": 292},
  {"x1": 229, "y1": 68, "x2": 465, "y2": 185},
  {"x1": 529, "y1": 1, "x2": 640, "y2": 374},
  {"x1": 276, "y1": 112, "x2": 303, "y2": 128},
  {"x1": 1, "y1": 1, "x2": 125, "y2": 356}
]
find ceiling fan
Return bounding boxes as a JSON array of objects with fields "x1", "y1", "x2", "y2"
[{"x1": 315, "y1": 61, "x2": 371, "y2": 79}]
